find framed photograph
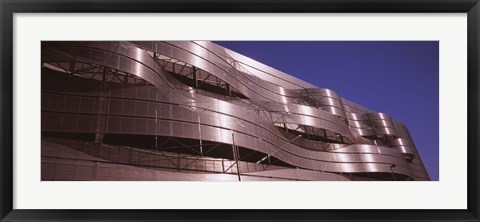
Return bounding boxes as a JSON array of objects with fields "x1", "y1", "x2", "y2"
[{"x1": 1, "y1": 0, "x2": 479, "y2": 221}]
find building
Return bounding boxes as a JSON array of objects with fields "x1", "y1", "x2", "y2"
[{"x1": 41, "y1": 41, "x2": 430, "y2": 181}]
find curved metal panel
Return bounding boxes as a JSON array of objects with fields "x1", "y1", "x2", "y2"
[{"x1": 41, "y1": 41, "x2": 430, "y2": 181}]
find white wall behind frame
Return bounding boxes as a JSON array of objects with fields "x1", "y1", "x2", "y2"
[{"x1": 14, "y1": 13, "x2": 467, "y2": 209}]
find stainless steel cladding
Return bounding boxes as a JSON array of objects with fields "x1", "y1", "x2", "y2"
[{"x1": 41, "y1": 41, "x2": 430, "y2": 181}]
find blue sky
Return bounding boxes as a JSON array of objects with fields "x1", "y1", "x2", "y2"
[{"x1": 215, "y1": 41, "x2": 439, "y2": 181}]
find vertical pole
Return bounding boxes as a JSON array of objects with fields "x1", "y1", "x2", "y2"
[
  {"x1": 231, "y1": 132, "x2": 241, "y2": 181},
  {"x1": 193, "y1": 66, "x2": 198, "y2": 88},
  {"x1": 155, "y1": 91, "x2": 158, "y2": 151},
  {"x1": 94, "y1": 67, "x2": 107, "y2": 144},
  {"x1": 390, "y1": 164, "x2": 397, "y2": 181},
  {"x1": 177, "y1": 153, "x2": 180, "y2": 172},
  {"x1": 226, "y1": 84, "x2": 231, "y2": 97},
  {"x1": 283, "y1": 116, "x2": 289, "y2": 133},
  {"x1": 101, "y1": 66, "x2": 107, "y2": 89},
  {"x1": 198, "y1": 112, "x2": 203, "y2": 156}
]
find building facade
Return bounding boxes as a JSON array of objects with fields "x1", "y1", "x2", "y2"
[{"x1": 41, "y1": 41, "x2": 430, "y2": 181}]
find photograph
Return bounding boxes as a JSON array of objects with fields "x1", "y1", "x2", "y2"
[
  {"x1": 2, "y1": 1, "x2": 478, "y2": 220},
  {"x1": 40, "y1": 41, "x2": 437, "y2": 181}
]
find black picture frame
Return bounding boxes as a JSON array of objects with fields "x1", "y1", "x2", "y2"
[{"x1": 1, "y1": 0, "x2": 479, "y2": 221}]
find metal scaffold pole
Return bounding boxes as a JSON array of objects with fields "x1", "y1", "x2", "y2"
[
  {"x1": 232, "y1": 131, "x2": 241, "y2": 181},
  {"x1": 94, "y1": 66, "x2": 107, "y2": 144}
]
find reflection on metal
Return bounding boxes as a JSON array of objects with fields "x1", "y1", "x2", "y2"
[{"x1": 41, "y1": 41, "x2": 430, "y2": 181}]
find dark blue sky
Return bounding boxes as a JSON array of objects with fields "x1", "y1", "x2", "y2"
[{"x1": 215, "y1": 41, "x2": 439, "y2": 181}]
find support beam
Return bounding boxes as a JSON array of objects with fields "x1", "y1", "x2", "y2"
[
  {"x1": 192, "y1": 66, "x2": 198, "y2": 87},
  {"x1": 101, "y1": 66, "x2": 107, "y2": 89},
  {"x1": 94, "y1": 67, "x2": 108, "y2": 144},
  {"x1": 231, "y1": 132, "x2": 241, "y2": 181},
  {"x1": 226, "y1": 84, "x2": 231, "y2": 97}
]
